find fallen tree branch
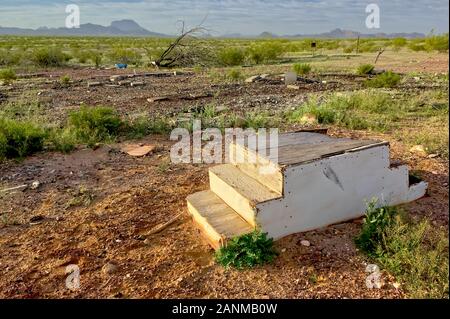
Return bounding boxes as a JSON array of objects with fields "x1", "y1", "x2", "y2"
[{"x1": 145, "y1": 212, "x2": 183, "y2": 236}]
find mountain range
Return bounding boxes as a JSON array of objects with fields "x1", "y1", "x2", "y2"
[{"x1": 0, "y1": 20, "x2": 426, "y2": 39}]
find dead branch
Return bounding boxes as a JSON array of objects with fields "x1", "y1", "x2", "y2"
[{"x1": 374, "y1": 48, "x2": 386, "y2": 64}]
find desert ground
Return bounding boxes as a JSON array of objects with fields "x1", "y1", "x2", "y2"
[{"x1": 0, "y1": 38, "x2": 448, "y2": 298}]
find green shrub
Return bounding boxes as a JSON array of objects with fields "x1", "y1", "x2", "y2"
[
  {"x1": 46, "y1": 127, "x2": 77, "y2": 153},
  {"x1": 356, "y1": 64, "x2": 375, "y2": 75},
  {"x1": 392, "y1": 37, "x2": 407, "y2": 50},
  {"x1": 425, "y1": 34, "x2": 449, "y2": 52},
  {"x1": 293, "y1": 63, "x2": 312, "y2": 75},
  {"x1": 365, "y1": 71, "x2": 401, "y2": 88},
  {"x1": 218, "y1": 47, "x2": 245, "y2": 66},
  {"x1": 247, "y1": 42, "x2": 284, "y2": 64},
  {"x1": 0, "y1": 68, "x2": 17, "y2": 84},
  {"x1": 109, "y1": 48, "x2": 141, "y2": 65},
  {"x1": 227, "y1": 68, "x2": 243, "y2": 81},
  {"x1": 68, "y1": 106, "x2": 122, "y2": 147},
  {"x1": 355, "y1": 202, "x2": 449, "y2": 298},
  {"x1": 215, "y1": 230, "x2": 277, "y2": 269},
  {"x1": 0, "y1": 118, "x2": 45, "y2": 158},
  {"x1": 60, "y1": 74, "x2": 71, "y2": 86},
  {"x1": 128, "y1": 115, "x2": 172, "y2": 138},
  {"x1": 32, "y1": 47, "x2": 70, "y2": 67},
  {"x1": 0, "y1": 49, "x2": 22, "y2": 66}
]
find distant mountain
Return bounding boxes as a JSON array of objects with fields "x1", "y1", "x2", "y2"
[
  {"x1": 287, "y1": 28, "x2": 425, "y2": 39},
  {"x1": 0, "y1": 19, "x2": 168, "y2": 37}
]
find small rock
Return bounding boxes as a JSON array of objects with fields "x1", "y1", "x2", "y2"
[
  {"x1": 300, "y1": 240, "x2": 311, "y2": 247},
  {"x1": 409, "y1": 145, "x2": 427, "y2": 157},
  {"x1": 392, "y1": 282, "x2": 401, "y2": 289},
  {"x1": 30, "y1": 181, "x2": 40, "y2": 190},
  {"x1": 287, "y1": 84, "x2": 300, "y2": 90},
  {"x1": 281, "y1": 248, "x2": 286, "y2": 253},
  {"x1": 29, "y1": 215, "x2": 45, "y2": 224},
  {"x1": 245, "y1": 75, "x2": 261, "y2": 83},
  {"x1": 87, "y1": 81, "x2": 102, "y2": 88},
  {"x1": 102, "y1": 262, "x2": 119, "y2": 275},
  {"x1": 130, "y1": 81, "x2": 145, "y2": 87},
  {"x1": 427, "y1": 153, "x2": 439, "y2": 159}
]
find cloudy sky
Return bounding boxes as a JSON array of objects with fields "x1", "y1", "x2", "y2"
[{"x1": 0, "y1": 0, "x2": 448, "y2": 35}]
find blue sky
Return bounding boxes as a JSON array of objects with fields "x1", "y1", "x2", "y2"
[{"x1": 0, "y1": 0, "x2": 448, "y2": 35}]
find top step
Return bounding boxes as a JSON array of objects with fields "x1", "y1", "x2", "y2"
[{"x1": 233, "y1": 131, "x2": 388, "y2": 168}]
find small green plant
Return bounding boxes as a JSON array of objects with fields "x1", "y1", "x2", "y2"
[
  {"x1": 128, "y1": 115, "x2": 172, "y2": 138},
  {"x1": 293, "y1": 63, "x2": 312, "y2": 75},
  {"x1": 60, "y1": 74, "x2": 71, "y2": 87},
  {"x1": 365, "y1": 71, "x2": 401, "y2": 88},
  {"x1": 66, "y1": 185, "x2": 95, "y2": 208},
  {"x1": 215, "y1": 230, "x2": 277, "y2": 269},
  {"x1": 227, "y1": 68, "x2": 243, "y2": 82},
  {"x1": 32, "y1": 47, "x2": 70, "y2": 67},
  {"x1": 68, "y1": 106, "x2": 122, "y2": 147},
  {"x1": 356, "y1": 64, "x2": 375, "y2": 75},
  {"x1": 355, "y1": 201, "x2": 449, "y2": 298},
  {"x1": 218, "y1": 47, "x2": 245, "y2": 66},
  {"x1": 0, "y1": 68, "x2": 17, "y2": 84},
  {"x1": 0, "y1": 118, "x2": 45, "y2": 159}
]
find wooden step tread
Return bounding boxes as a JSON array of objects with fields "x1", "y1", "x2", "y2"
[
  {"x1": 234, "y1": 132, "x2": 387, "y2": 167},
  {"x1": 210, "y1": 164, "x2": 281, "y2": 205},
  {"x1": 187, "y1": 190, "x2": 253, "y2": 249}
]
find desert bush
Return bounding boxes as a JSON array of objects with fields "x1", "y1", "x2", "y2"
[
  {"x1": 59, "y1": 74, "x2": 71, "y2": 86},
  {"x1": 293, "y1": 63, "x2": 312, "y2": 75},
  {"x1": 365, "y1": 71, "x2": 401, "y2": 88},
  {"x1": 215, "y1": 230, "x2": 277, "y2": 269},
  {"x1": 425, "y1": 34, "x2": 449, "y2": 52},
  {"x1": 218, "y1": 47, "x2": 245, "y2": 66},
  {"x1": 355, "y1": 201, "x2": 449, "y2": 298},
  {"x1": 0, "y1": 118, "x2": 45, "y2": 158},
  {"x1": 68, "y1": 106, "x2": 122, "y2": 147},
  {"x1": 0, "y1": 68, "x2": 17, "y2": 84},
  {"x1": 391, "y1": 37, "x2": 407, "y2": 50},
  {"x1": 227, "y1": 68, "x2": 244, "y2": 82},
  {"x1": 128, "y1": 115, "x2": 172, "y2": 138},
  {"x1": 108, "y1": 48, "x2": 141, "y2": 65},
  {"x1": 0, "y1": 49, "x2": 22, "y2": 66},
  {"x1": 31, "y1": 47, "x2": 70, "y2": 67},
  {"x1": 356, "y1": 64, "x2": 375, "y2": 75},
  {"x1": 247, "y1": 41, "x2": 284, "y2": 64}
]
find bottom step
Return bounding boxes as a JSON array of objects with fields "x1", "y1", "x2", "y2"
[{"x1": 187, "y1": 190, "x2": 254, "y2": 250}]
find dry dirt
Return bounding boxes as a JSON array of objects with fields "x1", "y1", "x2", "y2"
[{"x1": 0, "y1": 58, "x2": 448, "y2": 299}]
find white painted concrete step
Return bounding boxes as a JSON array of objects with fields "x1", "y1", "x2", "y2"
[
  {"x1": 209, "y1": 164, "x2": 281, "y2": 227},
  {"x1": 186, "y1": 190, "x2": 254, "y2": 250}
]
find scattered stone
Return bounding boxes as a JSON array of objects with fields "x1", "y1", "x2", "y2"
[
  {"x1": 110, "y1": 75, "x2": 126, "y2": 82},
  {"x1": 281, "y1": 248, "x2": 286, "y2": 253},
  {"x1": 30, "y1": 181, "x2": 40, "y2": 190},
  {"x1": 392, "y1": 282, "x2": 401, "y2": 289},
  {"x1": 87, "y1": 82, "x2": 102, "y2": 88},
  {"x1": 123, "y1": 145, "x2": 156, "y2": 157},
  {"x1": 300, "y1": 240, "x2": 311, "y2": 247},
  {"x1": 29, "y1": 215, "x2": 45, "y2": 224},
  {"x1": 427, "y1": 153, "x2": 439, "y2": 159},
  {"x1": 147, "y1": 96, "x2": 169, "y2": 103},
  {"x1": 287, "y1": 84, "x2": 300, "y2": 90},
  {"x1": 284, "y1": 72, "x2": 297, "y2": 85},
  {"x1": 130, "y1": 81, "x2": 145, "y2": 87},
  {"x1": 321, "y1": 80, "x2": 327, "y2": 84},
  {"x1": 118, "y1": 80, "x2": 131, "y2": 86},
  {"x1": 409, "y1": 145, "x2": 427, "y2": 157},
  {"x1": 102, "y1": 262, "x2": 119, "y2": 275},
  {"x1": 245, "y1": 75, "x2": 261, "y2": 83}
]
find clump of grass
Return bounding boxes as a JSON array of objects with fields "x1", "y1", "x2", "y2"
[
  {"x1": 218, "y1": 47, "x2": 245, "y2": 66},
  {"x1": 365, "y1": 71, "x2": 402, "y2": 88},
  {"x1": 293, "y1": 63, "x2": 312, "y2": 75},
  {"x1": 356, "y1": 63, "x2": 375, "y2": 75},
  {"x1": 0, "y1": 118, "x2": 45, "y2": 159},
  {"x1": 227, "y1": 68, "x2": 244, "y2": 82},
  {"x1": 32, "y1": 47, "x2": 70, "y2": 67},
  {"x1": 60, "y1": 74, "x2": 71, "y2": 87},
  {"x1": 0, "y1": 68, "x2": 17, "y2": 84},
  {"x1": 66, "y1": 185, "x2": 95, "y2": 208},
  {"x1": 128, "y1": 115, "x2": 172, "y2": 138},
  {"x1": 355, "y1": 201, "x2": 449, "y2": 299},
  {"x1": 68, "y1": 106, "x2": 122, "y2": 147},
  {"x1": 215, "y1": 230, "x2": 277, "y2": 269}
]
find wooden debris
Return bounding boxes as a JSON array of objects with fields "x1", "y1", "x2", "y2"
[
  {"x1": 245, "y1": 75, "x2": 261, "y2": 83},
  {"x1": 145, "y1": 213, "x2": 183, "y2": 236},
  {"x1": 287, "y1": 84, "x2": 300, "y2": 90},
  {"x1": 87, "y1": 82, "x2": 102, "y2": 88},
  {"x1": 0, "y1": 184, "x2": 28, "y2": 193},
  {"x1": 130, "y1": 81, "x2": 145, "y2": 87},
  {"x1": 121, "y1": 144, "x2": 156, "y2": 157}
]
